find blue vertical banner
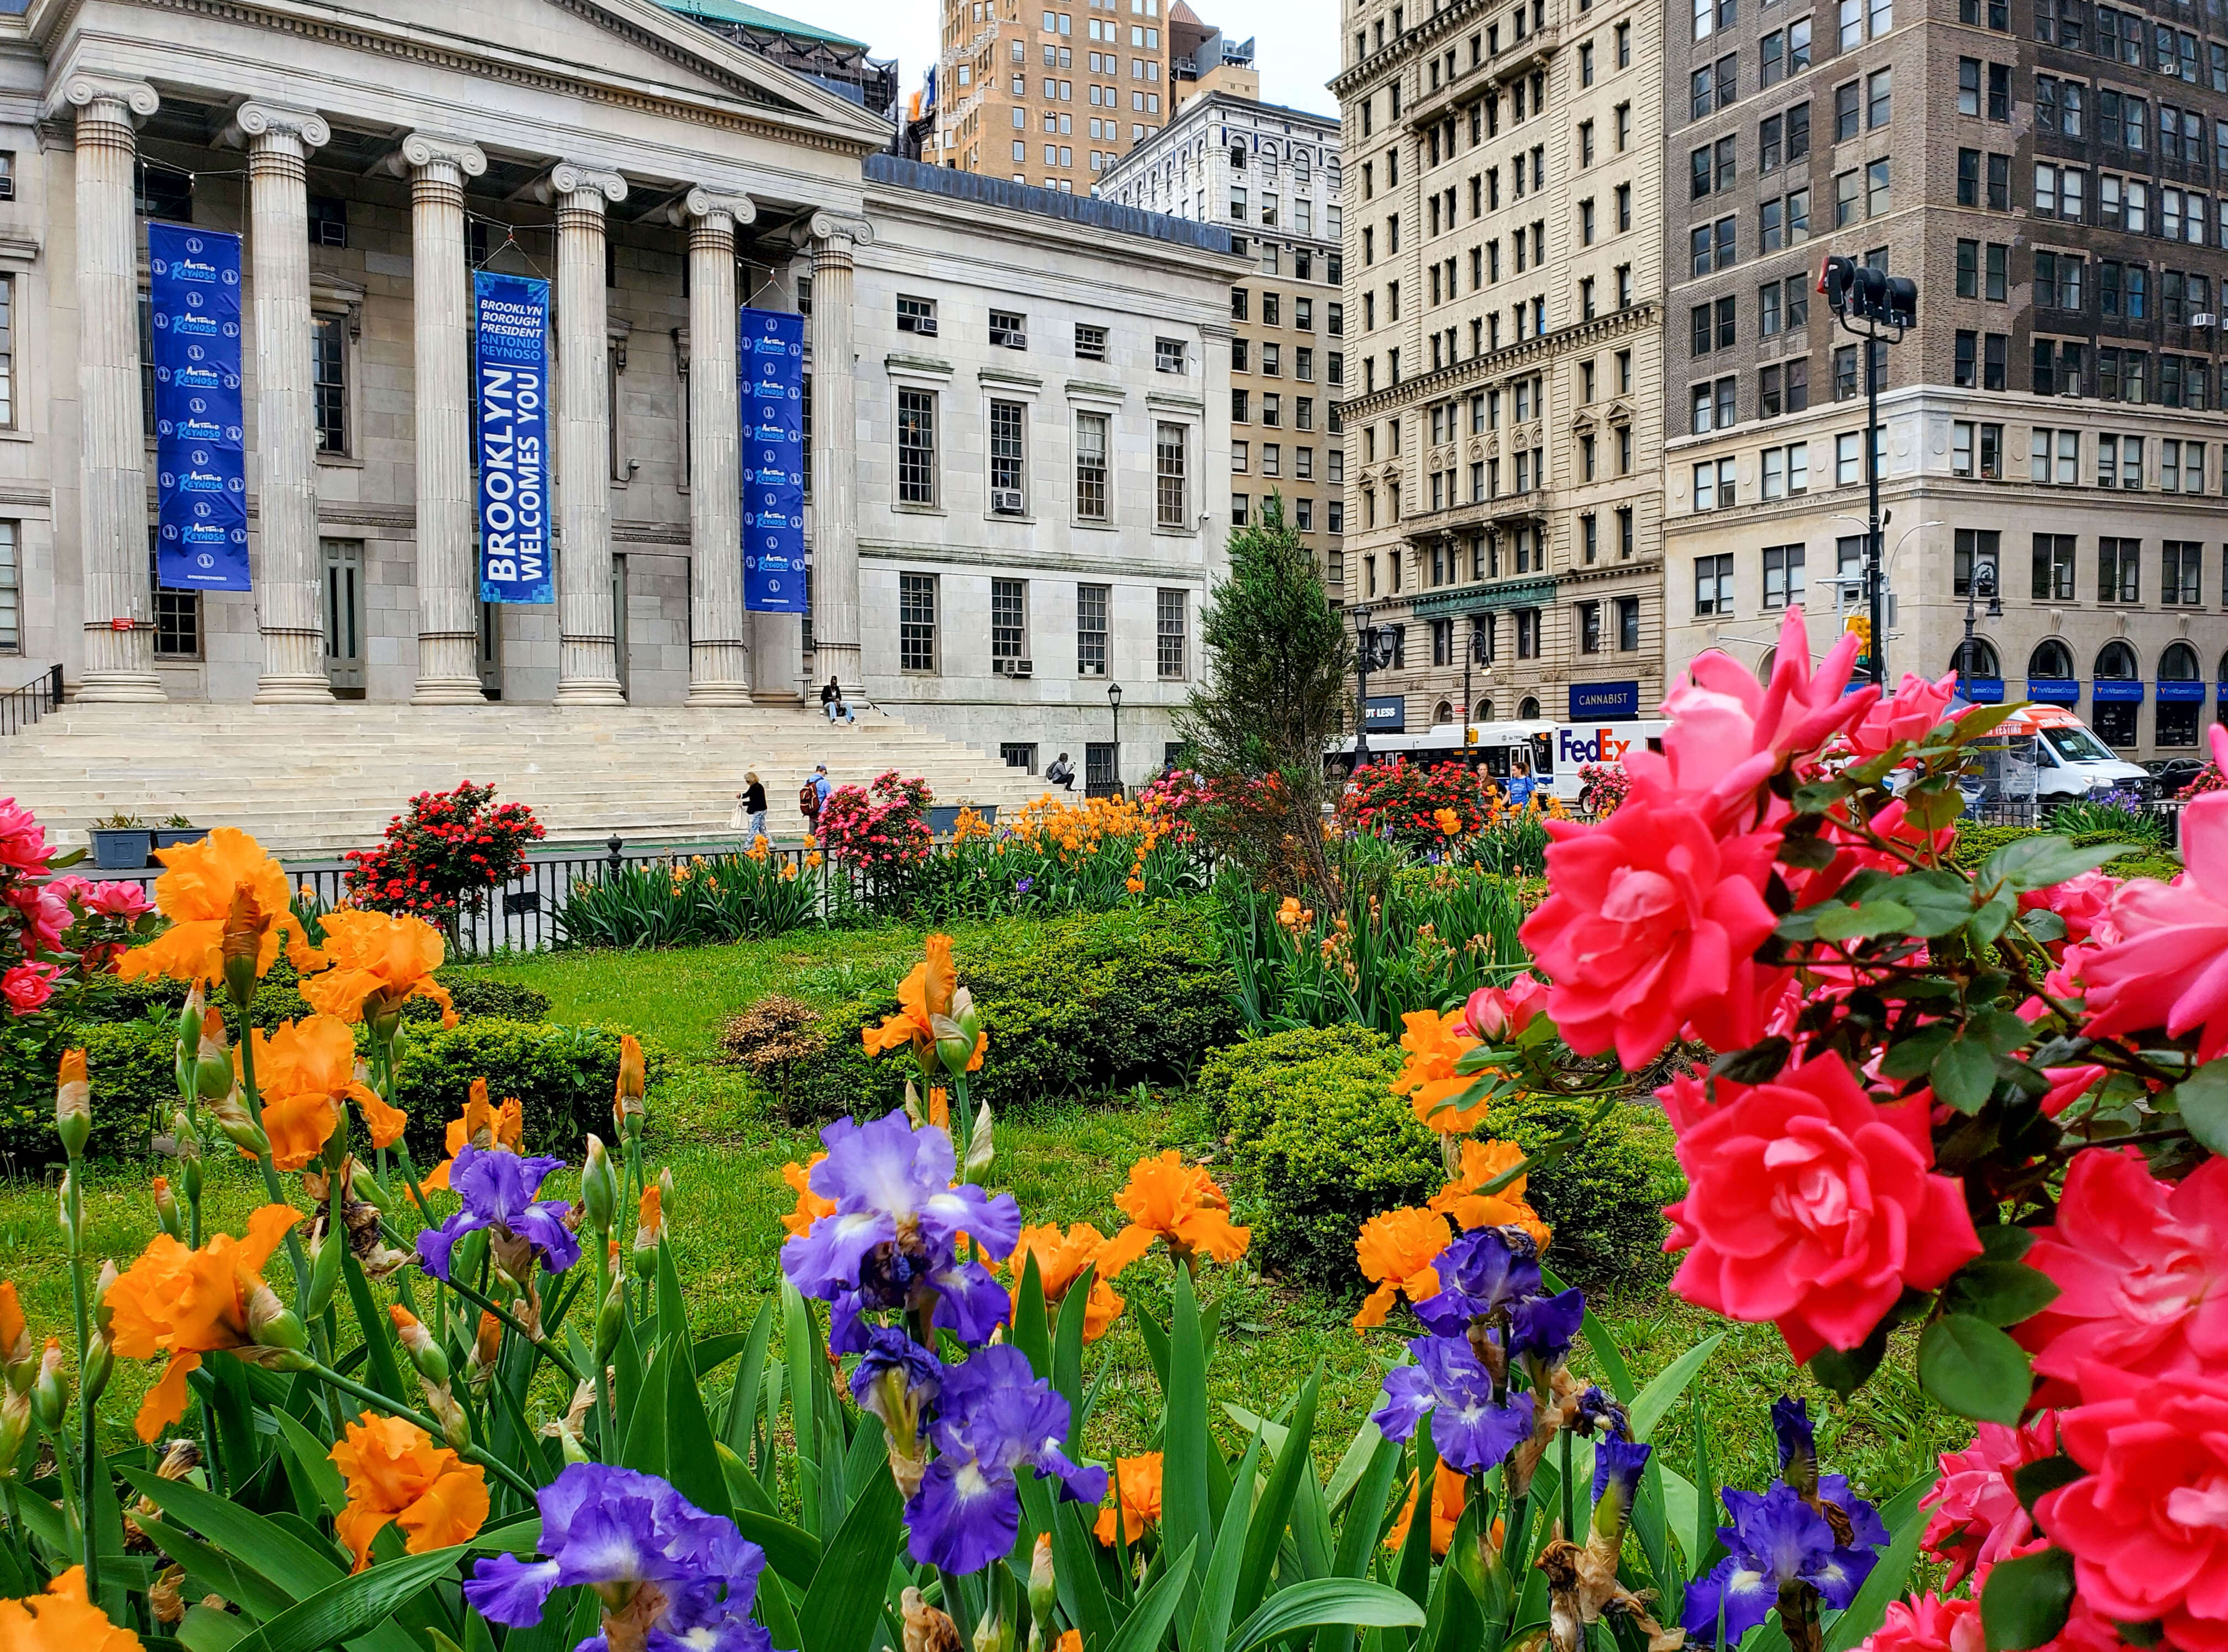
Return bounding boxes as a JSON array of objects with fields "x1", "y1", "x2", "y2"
[
  {"x1": 741, "y1": 306, "x2": 807, "y2": 614},
  {"x1": 474, "y1": 272, "x2": 553, "y2": 604},
  {"x1": 149, "y1": 223, "x2": 249, "y2": 591}
]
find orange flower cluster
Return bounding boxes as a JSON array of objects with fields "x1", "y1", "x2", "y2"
[
  {"x1": 1097, "y1": 1151, "x2": 1250, "y2": 1275},
  {"x1": 328, "y1": 1411, "x2": 487, "y2": 1571},
  {"x1": 117, "y1": 828, "x2": 313, "y2": 989},
  {"x1": 1352, "y1": 1138, "x2": 1549, "y2": 1331},
  {"x1": 247, "y1": 1016, "x2": 407, "y2": 1171},
  {"x1": 298, "y1": 908, "x2": 453, "y2": 1028},
  {"x1": 0, "y1": 1567, "x2": 145, "y2": 1652},
  {"x1": 426, "y1": 1078, "x2": 525, "y2": 1191},
  {"x1": 1392, "y1": 1008, "x2": 1490, "y2": 1133},
  {"x1": 950, "y1": 807, "x2": 993, "y2": 843},
  {"x1": 1094, "y1": 1452, "x2": 1163, "y2": 1545},
  {"x1": 106, "y1": 1204, "x2": 302, "y2": 1441},
  {"x1": 1000, "y1": 1223, "x2": 1124, "y2": 1341},
  {"x1": 1274, "y1": 895, "x2": 1315, "y2": 932},
  {"x1": 1005, "y1": 794, "x2": 1166, "y2": 861}
]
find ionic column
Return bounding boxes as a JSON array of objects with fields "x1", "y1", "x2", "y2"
[
  {"x1": 63, "y1": 77, "x2": 165, "y2": 702},
  {"x1": 680, "y1": 188, "x2": 755, "y2": 705},
  {"x1": 805, "y1": 212, "x2": 872, "y2": 691},
  {"x1": 226, "y1": 101, "x2": 334, "y2": 703},
  {"x1": 542, "y1": 162, "x2": 627, "y2": 705},
  {"x1": 397, "y1": 134, "x2": 488, "y2": 703}
]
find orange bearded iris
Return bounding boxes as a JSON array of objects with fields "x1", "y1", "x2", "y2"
[
  {"x1": 1393, "y1": 1008, "x2": 1488, "y2": 1133},
  {"x1": 299, "y1": 909, "x2": 454, "y2": 1028},
  {"x1": 105, "y1": 1204, "x2": 303, "y2": 1441},
  {"x1": 1097, "y1": 1151, "x2": 1250, "y2": 1277},
  {"x1": 1429, "y1": 1138, "x2": 1552, "y2": 1248},
  {"x1": 1385, "y1": 1463, "x2": 1474, "y2": 1558},
  {"x1": 117, "y1": 827, "x2": 312, "y2": 989},
  {"x1": 780, "y1": 1154, "x2": 836, "y2": 1239},
  {"x1": 327, "y1": 1410, "x2": 489, "y2": 1571},
  {"x1": 1003, "y1": 1223, "x2": 1124, "y2": 1342},
  {"x1": 1094, "y1": 1452, "x2": 1163, "y2": 1545},
  {"x1": 1352, "y1": 1207, "x2": 1455, "y2": 1330},
  {"x1": 246, "y1": 1017, "x2": 405, "y2": 1169},
  {"x1": 862, "y1": 935, "x2": 984, "y2": 1072},
  {"x1": 424, "y1": 1079, "x2": 523, "y2": 1191},
  {"x1": 0, "y1": 1566, "x2": 145, "y2": 1652}
]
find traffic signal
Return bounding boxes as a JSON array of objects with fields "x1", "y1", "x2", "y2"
[
  {"x1": 1818, "y1": 254, "x2": 1857, "y2": 314},
  {"x1": 1817, "y1": 255, "x2": 1917, "y2": 326},
  {"x1": 1843, "y1": 613, "x2": 1873, "y2": 668}
]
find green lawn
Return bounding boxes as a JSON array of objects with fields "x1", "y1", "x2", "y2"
[{"x1": 0, "y1": 919, "x2": 1967, "y2": 1504}]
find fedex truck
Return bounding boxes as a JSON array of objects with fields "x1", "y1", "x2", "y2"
[{"x1": 1333, "y1": 718, "x2": 1666, "y2": 805}]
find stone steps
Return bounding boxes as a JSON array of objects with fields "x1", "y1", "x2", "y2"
[{"x1": 3, "y1": 704, "x2": 1052, "y2": 856}]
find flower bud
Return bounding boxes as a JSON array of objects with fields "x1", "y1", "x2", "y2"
[
  {"x1": 594, "y1": 1272, "x2": 627, "y2": 1366},
  {"x1": 303, "y1": 1224, "x2": 346, "y2": 1321},
  {"x1": 55, "y1": 1050, "x2": 91, "y2": 1160},
  {"x1": 614, "y1": 1035, "x2": 647, "y2": 1137},
  {"x1": 82, "y1": 1334, "x2": 113, "y2": 1405},
  {"x1": 972, "y1": 1605, "x2": 1013, "y2": 1652},
  {"x1": 423, "y1": 1380, "x2": 471, "y2": 1454},
  {"x1": 32, "y1": 1340, "x2": 67, "y2": 1431},
  {"x1": 93, "y1": 1261, "x2": 117, "y2": 1339},
  {"x1": 580, "y1": 1135, "x2": 617, "y2": 1233},
  {"x1": 153, "y1": 1176, "x2": 182, "y2": 1240},
  {"x1": 390, "y1": 1307, "x2": 452, "y2": 1386},
  {"x1": 207, "y1": 1089, "x2": 269, "y2": 1156},
  {"x1": 470, "y1": 1309, "x2": 503, "y2": 1380},
  {"x1": 182, "y1": 1154, "x2": 205, "y2": 1205},
  {"x1": 221, "y1": 887, "x2": 266, "y2": 1005},
  {"x1": 1028, "y1": 1533, "x2": 1057, "y2": 1632},
  {"x1": 246, "y1": 1282, "x2": 308, "y2": 1353},
  {"x1": 55, "y1": 1170, "x2": 75, "y2": 1242},
  {"x1": 195, "y1": 1011, "x2": 234, "y2": 1101},
  {"x1": 0, "y1": 1386, "x2": 28, "y2": 1473},
  {"x1": 176, "y1": 985, "x2": 205, "y2": 1062}
]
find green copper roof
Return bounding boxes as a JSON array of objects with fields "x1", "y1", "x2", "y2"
[{"x1": 658, "y1": 0, "x2": 866, "y2": 51}]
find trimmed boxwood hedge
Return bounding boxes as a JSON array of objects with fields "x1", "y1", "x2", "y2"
[
  {"x1": 1211, "y1": 1024, "x2": 1681, "y2": 1293},
  {"x1": 761, "y1": 904, "x2": 1243, "y2": 1121},
  {"x1": 1947, "y1": 823, "x2": 2180, "y2": 883},
  {"x1": 4, "y1": 1014, "x2": 643, "y2": 1168}
]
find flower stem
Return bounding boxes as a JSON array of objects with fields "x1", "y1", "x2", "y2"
[{"x1": 62, "y1": 1149, "x2": 101, "y2": 1596}]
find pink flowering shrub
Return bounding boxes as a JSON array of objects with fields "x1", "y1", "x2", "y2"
[
  {"x1": 816, "y1": 770, "x2": 934, "y2": 908},
  {"x1": 1411, "y1": 605, "x2": 2228, "y2": 1652}
]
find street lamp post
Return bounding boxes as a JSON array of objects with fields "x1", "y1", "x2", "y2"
[
  {"x1": 1106, "y1": 680, "x2": 1123, "y2": 796},
  {"x1": 1959, "y1": 557, "x2": 2001, "y2": 689},
  {"x1": 1353, "y1": 605, "x2": 1377, "y2": 768},
  {"x1": 1818, "y1": 256, "x2": 1918, "y2": 686},
  {"x1": 1461, "y1": 617, "x2": 1490, "y2": 763}
]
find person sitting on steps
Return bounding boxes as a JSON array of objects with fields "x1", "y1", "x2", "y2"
[{"x1": 820, "y1": 676, "x2": 856, "y2": 725}]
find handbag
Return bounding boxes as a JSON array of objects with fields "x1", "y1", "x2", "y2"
[{"x1": 728, "y1": 801, "x2": 747, "y2": 830}]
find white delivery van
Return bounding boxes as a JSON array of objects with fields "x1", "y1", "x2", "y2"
[
  {"x1": 1333, "y1": 719, "x2": 1666, "y2": 806},
  {"x1": 1983, "y1": 704, "x2": 2157, "y2": 806}
]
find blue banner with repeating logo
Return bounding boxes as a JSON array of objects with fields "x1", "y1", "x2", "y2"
[
  {"x1": 149, "y1": 223, "x2": 249, "y2": 591},
  {"x1": 474, "y1": 272, "x2": 553, "y2": 604},
  {"x1": 741, "y1": 306, "x2": 807, "y2": 614}
]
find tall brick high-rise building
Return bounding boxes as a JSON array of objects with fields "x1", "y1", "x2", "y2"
[
  {"x1": 926, "y1": 0, "x2": 1175, "y2": 188},
  {"x1": 1331, "y1": 0, "x2": 1670, "y2": 739},
  {"x1": 1662, "y1": 0, "x2": 2228, "y2": 765}
]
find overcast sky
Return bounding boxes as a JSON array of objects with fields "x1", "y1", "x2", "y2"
[{"x1": 805, "y1": 0, "x2": 1343, "y2": 117}]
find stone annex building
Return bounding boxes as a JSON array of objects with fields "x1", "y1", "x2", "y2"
[{"x1": 0, "y1": 0, "x2": 1242, "y2": 825}]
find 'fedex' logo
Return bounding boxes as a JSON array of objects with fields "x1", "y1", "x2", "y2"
[{"x1": 1557, "y1": 726, "x2": 1633, "y2": 764}]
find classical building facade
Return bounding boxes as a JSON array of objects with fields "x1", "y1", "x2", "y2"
[
  {"x1": 1097, "y1": 90, "x2": 1346, "y2": 592},
  {"x1": 1330, "y1": 0, "x2": 1669, "y2": 736},
  {"x1": 1661, "y1": 0, "x2": 2228, "y2": 759},
  {"x1": 0, "y1": 0, "x2": 1238, "y2": 779}
]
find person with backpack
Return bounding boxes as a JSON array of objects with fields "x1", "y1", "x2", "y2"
[
  {"x1": 1045, "y1": 752, "x2": 1076, "y2": 793},
  {"x1": 800, "y1": 765, "x2": 829, "y2": 833}
]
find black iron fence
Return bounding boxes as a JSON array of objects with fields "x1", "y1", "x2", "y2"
[{"x1": 1, "y1": 664, "x2": 64, "y2": 738}]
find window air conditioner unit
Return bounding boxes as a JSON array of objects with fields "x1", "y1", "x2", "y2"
[
  {"x1": 916, "y1": 316, "x2": 939, "y2": 335},
  {"x1": 0, "y1": 177, "x2": 15, "y2": 202},
  {"x1": 991, "y1": 487, "x2": 1026, "y2": 513},
  {"x1": 2195, "y1": 312, "x2": 2219, "y2": 327},
  {"x1": 1009, "y1": 658, "x2": 1034, "y2": 678}
]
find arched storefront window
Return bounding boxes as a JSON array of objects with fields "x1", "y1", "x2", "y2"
[
  {"x1": 2158, "y1": 642, "x2": 2204, "y2": 748},
  {"x1": 2093, "y1": 641, "x2": 2142, "y2": 747}
]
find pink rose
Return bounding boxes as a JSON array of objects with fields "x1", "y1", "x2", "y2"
[
  {"x1": 44, "y1": 875, "x2": 155, "y2": 919},
  {"x1": 2038, "y1": 1362, "x2": 2228, "y2": 1652},
  {"x1": 2019, "y1": 868, "x2": 2121, "y2": 947},
  {"x1": 1461, "y1": 974, "x2": 1548, "y2": 1040},
  {"x1": 1918, "y1": 1412, "x2": 2059, "y2": 1588},
  {"x1": 0, "y1": 959, "x2": 62, "y2": 1015},
  {"x1": 0, "y1": 798, "x2": 51, "y2": 877},
  {"x1": 1858, "y1": 1592, "x2": 1986, "y2": 1652},
  {"x1": 1842, "y1": 670, "x2": 1963, "y2": 763},
  {"x1": 1521, "y1": 801, "x2": 1786, "y2": 1067},
  {"x1": 2080, "y1": 767, "x2": 2228, "y2": 1059},
  {"x1": 2015, "y1": 1148, "x2": 2228, "y2": 1399},
  {"x1": 1628, "y1": 606, "x2": 1878, "y2": 822},
  {"x1": 1661, "y1": 1052, "x2": 1981, "y2": 1362},
  {"x1": 2038, "y1": 1063, "x2": 2108, "y2": 1118}
]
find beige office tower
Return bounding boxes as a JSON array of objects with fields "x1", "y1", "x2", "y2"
[
  {"x1": 1331, "y1": 0, "x2": 1669, "y2": 738},
  {"x1": 927, "y1": 0, "x2": 1174, "y2": 190}
]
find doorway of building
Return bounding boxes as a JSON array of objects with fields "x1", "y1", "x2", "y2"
[
  {"x1": 321, "y1": 538, "x2": 365, "y2": 698},
  {"x1": 611, "y1": 554, "x2": 631, "y2": 700},
  {"x1": 477, "y1": 600, "x2": 504, "y2": 700}
]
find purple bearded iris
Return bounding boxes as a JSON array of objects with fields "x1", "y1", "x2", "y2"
[
  {"x1": 906, "y1": 1345, "x2": 1105, "y2": 1575},
  {"x1": 1413, "y1": 1225, "x2": 1545, "y2": 1335},
  {"x1": 1371, "y1": 1334, "x2": 1537, "y2": 1475},
  {"x1": 416, "y1": 1146, "x2": 581, "y2": 1282},
  {"x1": 1680, "y1": 1483, "x2": 1881, "y2": 1646},
  {"x1": 466, "y1": 1462, "x2": 769, "y2": 1652},
  {"x1": 851, "y1": 1324, "x2": 943, "y2": 1494},
  {"x1": 1508, "y1": 1287, "x2": 1586, "y2": 1366},
  {"x1": 1574, "y1": 1385, "x2": 1630, "y2": 1440},
  {"x1": 1770, "y1": 1396, "x2": 1888, "y2": 1548},
  {"x1": 1591, "y1": 1438, "x2": 1652, "y2": 1520},
  {"x1": 783, "y1": 1111, "x2": 1022, "y2": 1347}
]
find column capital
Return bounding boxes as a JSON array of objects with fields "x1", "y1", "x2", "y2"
[
  {"x1": 676, "y1": 185, "x2": 757, "y2": 227},
  {"x1": 221, "y1": 101, "x2": 332, "y2": 152},
  {"x1": 805, "y1": 209, "x2": 874, "y2": 249},
  {"x1": 48, "y1": 75, "x2": 158, "y2": 124},
  {"x1": 393, "y1": 132, "x2": 487, "y2": 179},
  {"x1": 538, "y1": 162, "x2": 627, "y2": 206}
]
